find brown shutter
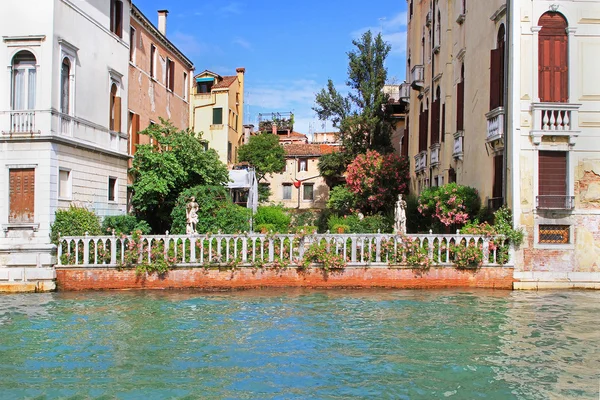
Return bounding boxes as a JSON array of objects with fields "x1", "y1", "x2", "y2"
[
  {"x1": 493, "y1": 154, "x2": 503, "y2": 199},
  {"x1": 169, "y1": 61, "x2": 175, "y2": 91},
  {"x1": 539, "y1": 151, "x2": 567, "y2": 196},
  {"x1": 430, "y1": 99, "x2": 440, "y2": 144},
  {"x1": 441, "y1": 104, "x2": 446, "y2": 142},
  {"x1": 131, "y1": 113, "x2": 140, "y2": 155},
  {"x1": 490, "y1": 48, "x2": 502, "y2": 110},
  {"x1": 538, "y1": 13, "x2": 568, "y2": 103},
  {"x1": 110, "y1": 0, "x2": 115, "y2": 33},
  {"x1": 419, "y1": 107, "x2": 428, "y2": 152},
  {"x1": 115, "y1": 1, "x2": 123, "y2": 37},
  {"x1": 113, "y1": 96, "x2": 121, "y2": 133},
  {"x1": 9, "y1": 169, "x2": 35, "y2": 223},
  {"x1": 402, "y1": 117, "x2": 409, "y2": 158},
  {"x1": 456, "y1": 81, "x2": 465, "y2": 131}
]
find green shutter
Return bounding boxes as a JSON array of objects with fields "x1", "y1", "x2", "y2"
[{"x1": 213, "y1": 108, "x2": 223, "y2": 125}]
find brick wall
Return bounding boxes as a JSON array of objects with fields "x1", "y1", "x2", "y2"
[{"x1": 55, "y1": 266, "x2": 515, "y2": 291}]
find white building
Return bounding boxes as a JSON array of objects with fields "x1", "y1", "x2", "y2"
[{"x1": 0, "y1": 0, "x2": 130, "y2": 278}]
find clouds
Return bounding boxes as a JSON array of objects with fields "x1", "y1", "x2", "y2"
[
  {"x1": 351, "y1": 11, "x2": 408, "y2": 56},
  {"x1": 171, "y1": 32, "x2": 223, "y2": 57},
  {"x1": 219, "y1": 2, "x2": 243, "y2": 15},
  {"x1": 232, "y1": 37, "x2": 252, "y2": 50}
]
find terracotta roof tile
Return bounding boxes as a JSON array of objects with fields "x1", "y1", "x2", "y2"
[
  {"x1": 283, "y1": 143, "x2": 340, "y2": 156},
  {"x1": 212, "y1": 75, "x2": 237, "y2": 89}
]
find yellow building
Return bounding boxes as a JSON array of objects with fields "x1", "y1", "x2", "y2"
[{"x1": 190, "y1": 68, "x2": 245, "y2": 167}]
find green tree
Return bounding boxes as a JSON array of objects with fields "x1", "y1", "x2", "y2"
[
  {"x1": 313, "y1": 30, "x2": 393, "y2": 159},
  {"x1": 238, "y1": 132, "x2": 286, "y2": 183},
  {"x1": 130, "y1": 119, "x2": 229, "y2": 233}
]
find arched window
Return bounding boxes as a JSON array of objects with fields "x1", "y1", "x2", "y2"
[
  {"x1": 431, "y1": 86, "x2": 441, "y2": 144},
  {"x1": 110, "y1": 83, "x2": 120, "y2": 132},
  {"x1": 490, "y1": 24, "x2": 506, "y2": 110},
  {"x1": 538, "y1": 12, "x2": 568, "y2": 102},
  {"x1": 60, "y1": 58, "x2": 71, "y2": 114},
  {"x1": 457, "y1": 64, "x2": 465, "y2": 131},
  {"x1": 11, "y1": 50, "x2": 37, "y2": 110},
  {"x1": 437, "y1": 10, "x2": 442, "y2": 46}
]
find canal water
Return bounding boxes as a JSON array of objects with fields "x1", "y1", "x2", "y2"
[{"x1": 0, "y1": 289, "x2": 598, "y2": 399}]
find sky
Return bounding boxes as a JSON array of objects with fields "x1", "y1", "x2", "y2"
[{"x1": 134, "y1": 0, "x2": 408, "y2": 137}]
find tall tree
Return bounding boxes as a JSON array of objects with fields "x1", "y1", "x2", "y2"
[
  {"x1": 130, "y1": 119, "x2": 229, "y2": 233},
  {"x1": 313, "y1": 30, "x2": 393, "y2": 158},
  {"x1": 238, "y1": 132, "x2": 285, "y2": 183}
]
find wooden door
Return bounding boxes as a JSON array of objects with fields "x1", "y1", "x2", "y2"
[
  {"x1": 9, "y1": 169, "x2": 35, "y2": 223},
  {"x1": 538, "y1": 13, "x2": 568, "y2": 103}
]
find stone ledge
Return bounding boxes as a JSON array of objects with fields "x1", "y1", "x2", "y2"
[{"x1": 0, "y1": 281, "x2": 56, "y2": 293}]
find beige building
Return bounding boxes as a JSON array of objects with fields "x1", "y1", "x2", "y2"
[
  {"x1": 405, "y1": 0, "x2": 600, "y2": 286},
  {"x1": 128, "y1": 6, "x2": 194, "y2": 163},
  {"x1": 264, "y1": 143, "x2": 337, "y2": 209},
  {"x1": 190, "y1": 69, "x2": 245, "y2": 167}
]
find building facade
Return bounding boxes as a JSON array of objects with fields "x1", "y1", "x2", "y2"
[
  {"x1": 128, "y1": 6, "x2": 194, "y2": 164},
  {"x1": 190, "y1": 69, "x2": 245, "y2": 167},
  {"x1": 0, "y1": 0, "x2": 131, "y2": 272},
  {"x1": 265, "y1": 143, "x2": 336, "y2": 209},
  {"x1": 404, "y1": 0, "x2": 600, "y2": 285}
]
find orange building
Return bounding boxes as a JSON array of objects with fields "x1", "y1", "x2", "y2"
[{"x1": 127, "y1": 6, "x2": 194, "y2": 163}]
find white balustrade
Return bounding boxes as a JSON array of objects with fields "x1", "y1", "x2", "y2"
[
  {"x1": 430, "y1": 146, "x2": 440, "y2": 166},
  {"x1": 9, "y1": 111, "x2": 36, "y2": 133},
  {"x1": 59, "y1": 114, "x2": 73, "y2": 136},
  {"x1": 531, "y1": 103, "x2": 580, "y2": 133},
  {"x1": 486, "y1": 108, "x2": 504, "y2": 142},
  {"x1": 414, "y1": 151, "x2": 427, "y2": 173},
  {"x1": 411, "y1": 65, "x2": 424, "y2": 86},
  {"x1": 56, "y1": 232, "x2": 514, "y2": 268},
  {"x1": 453, "y1": 135, "x2": 463, "y2": 158}
]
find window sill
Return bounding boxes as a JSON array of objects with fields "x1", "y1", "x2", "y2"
[
  {"x1": 2, "y1": 223, "x2": 39, "y2": 233},
  {"x1": 58, "y1": 197, "x2": 72, "y2": 202}
]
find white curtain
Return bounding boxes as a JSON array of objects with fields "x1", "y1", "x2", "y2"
[
  {"x1": 27, "y1": 69, "x2": 36, "y2": 110},
  {"x1": 12, "y1": 70, "x2": 24, "y2": 110}
]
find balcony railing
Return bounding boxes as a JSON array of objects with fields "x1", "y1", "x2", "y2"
[
  {"x1": 411, "y1": 65, "x2": 424, "y2": 90},
  {"x1": 536, "y1": 195, "x2": 575, "y2": 210},
  {"x1": 453, "y1": 132, "x2": 463, "y2": 159},
  {"x1": 530, "y1": 103, "x2": 581, "y2": 144},
  {"x1": 59, "y1": 114, "x2": 73, "y2": 136},
  {"x1": 9, "y1": 111, "x2": 36, "y2": 134},
  {"x1": 486, "y1": 107, "x2": 504, "y2": 142},
  {"x1": 430, "y1": 145, "x2": 440, "y2": 166},
  {"x1": 399, "y1": 82, "x2": 411, "y2": 103},
  {"x1": 414, "y1": 151, "x2": 427, "y2": 173}
]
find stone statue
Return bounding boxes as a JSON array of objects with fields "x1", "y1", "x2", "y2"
[
  {"x1": 186, "y1": 196, "x2": 199, "y2": 235},
  {"x1": 394, "y1": 194, "x2": 407, "y2": 235}
]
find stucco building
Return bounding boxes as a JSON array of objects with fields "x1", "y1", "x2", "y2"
[
  {"x1": 190, "y1": 69, "x2": 245, "y2": 167},
  {"x1": 404, "y1": 0, "x2": 600, "y2": 287},
  {"x1": 0, "y1": 0, "x2": 131, "y2": 278},
  {"x1": 128, "y1": 6, "x2": 194, "y2": 165}
]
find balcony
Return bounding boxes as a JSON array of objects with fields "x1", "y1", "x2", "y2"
[
  {"x1": 59, "y1": 113, "x2": 73, "y2": 136},
  {"x1": 399, "y1": 82, "x2": 411, "y2": 103},
  {"x1": 8, "y1": 111, "x2": 37, "y2": 134},
  {"x1": 530, "y1": 103, "x2": 581, "y2": 145},
  {"x1": 414, "y1": 151, "x2": 427, "y2": 174},
  {"x1": 536, "y1": 195, "x2": 575, "y2": 210},
  {"x1": 258, "y1": 112, "x2": 294, "y2": 133},
  {"x1": 485, "y1": 107, "x2": 504, "y2": 143},
  {"x1": 453, "y1": 131, "x2": 463, "y2": 160},
  {"x1": 430, "y1": 144, "x2": 440, "y2": 167},
  {"x1": 411, "y1": 65, "x2": 424, "y2": 90}
]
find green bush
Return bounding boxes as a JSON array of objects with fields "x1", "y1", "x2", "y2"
[
  {"x1": 170, "y1": 185, "x2": 250, "y2": 234},
  {"x1": 254, "y1": 205, "x2": 291, "y2": 233},
  {"x1": 290, "y1": 226, "x2": 318, "y2": 234},
  {"x1": 327, "y1": 214, "x2": 360, "y2": 233},
  {"x1": 102, "y1": 215, "x2": 151, "y2": 235},
  {"x1": 291, "y1": 209, "x2": 321, "y2": 227},
  {"x1": 331, "y1": 224, "x2": 351, "y2": 233},
  {"x1": 50, "y1": 206, "x2": 102, "y2": 244},
  {"x1": 256, "y1": 224, "x2": 276, "y2": 233},
  {"x1": 327, "y1": 185, "x2": 356, "y2": 215},
  {"x1": 359, "y1": 214, "x2": 393, "y2": 233},
  {"x1": 405, "y1": 193, "x2": 427, "y2": 233},
  {"x1": 418, "y1": 183, "x2": 481, "y2": 233}
]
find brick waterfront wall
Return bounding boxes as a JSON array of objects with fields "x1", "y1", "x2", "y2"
[{"x1": 55, "y1": 266, "x2": 515, "y2": 291}]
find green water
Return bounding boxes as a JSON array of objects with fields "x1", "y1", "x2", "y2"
[{"x1": 0, "y1": 290, "x2": 598, "y2": 399}]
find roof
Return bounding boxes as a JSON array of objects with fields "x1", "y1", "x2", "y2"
[
  {"x1": 279, "y1": 132, "x2": 308, "y2": 142},
  {"x1": 212, "y1": 75, "x2": 237, "y2": 89},
  {"x1": 284, "y1": 144, "x2": 339, "y2": 157}
]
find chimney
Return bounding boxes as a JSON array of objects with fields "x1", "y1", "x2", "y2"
[
  {"x1": 158, "y1": 10, "x2": 168, "y2": 36},
  {"x1": 243, "y1": 124, "x2": 254, "y2": 144}
]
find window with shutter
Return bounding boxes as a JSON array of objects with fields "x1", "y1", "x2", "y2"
[
  {"x1": 213, "y1": 108, "x2": 223, "y2": 125},
  {"x1": 9, "y1": 169, "x2": 35, "y2": 223},
  {"x1": 456, "y1": 65, "x2": 465, "y2": 131},
  {"x1": 419, "y1": 102, "x2": 428, "y2": 152},
  {"x1": 538, "y1": 13, "x2": 568, "y2": 103},
  {"x1": 538, "y1": 151, "x2": 569, "y2": 209}
]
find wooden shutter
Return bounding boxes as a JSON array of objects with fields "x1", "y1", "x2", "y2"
[
  {"x1": 110, "y1": 0, "x2": 115, "y2": 33},
  {"x1": 419, "y1": 106, "x2": 428, "y2": 152},
  {"x1": 430, "y1": 99, "x2": 440, "y2": 144},
  {"x1": 456, "y1": 81, "x2": 465, "y2": 131},
  {"x1": 9, "y1": 169, "x2": 35, "y2": 223},
  {"x1": 131, "y1": 113, "x2": 140, "y2": 155},
  {"x1": 490, "y1": 48, "x2": 503, "y2": 110},
  {"x1": 538, "y1": 13, "x2": 568, "y2": 103},
  {"x1": 169, "y1": 61, "x2": 175, "y2": 91},
  {"x1": 113, "y1": 96, "x2": 121, "y2": 133},
  {"x1": 493, "y1": 154, "x2": 503, "y2": 199},
  {"x1": 115, "y1": 1, "x2": 123, "y2": 37},
  {"x1": 539, "y1": 151, "x2": 566, "y2": 196},
  {"x1": 402, "y1": 117, "x2": 409, "y2": 158},
  {"x1": 441, "y1": 104, "x2": 446, "y2": 142}
]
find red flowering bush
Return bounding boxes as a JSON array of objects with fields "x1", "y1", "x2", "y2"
[
  {"x1": 417, "y1": 183, "x2": 480, "y2": 231},
  {"x1": 345, "y1": 150, "x2": 410, "y2": 214}
]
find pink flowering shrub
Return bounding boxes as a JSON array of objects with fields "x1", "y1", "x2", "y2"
[
  {"x1": 345, "y1": 150, "x2": 410, "y2": 214},
  {"x1": 417, "y1": 183, "x2": 480, "y2": 231}
]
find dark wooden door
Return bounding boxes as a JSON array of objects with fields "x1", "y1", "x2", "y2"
[
  {"x1": 9, "y1": 168, "x2": 35, "y2": 223},
  {"x1": 538, "y1": 13, "x2": 568, "y2": 103}
]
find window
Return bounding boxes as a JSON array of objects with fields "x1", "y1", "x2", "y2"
[
  {"x1": 490, "y1": 25, "x2": 505, "y2": 110},
  {"x1": 282, "y1": 184, "x2": 292, "y2": 200},
  {"x1": 11, "y1": 51, "x2": 37, "y2": 111},
  {"x1": 196, "y1": 81, "x2": 213, "y2": 94},
  {"x1": 456, "y1": 64, "x2": 465, "y2": 131},
  {"x1": 60, "y1": 58, "x2": 70, "y2": 114},
  {"x1": 110, "y1": 0, "x2": 123, "y2": 38},
  {"x1": 109, "y1": 83, "x2": 121, "y2": 132},
  {"x1": 213, "y1": 108, "x2": 223, "y2": 125},
  {"x1": 538, "y1": 12, "x2": 568, "y2": 103},
  {"x1": 418, "y1": 102, "x2": 428, "y2": 152},
  {"x1": 9, "y1": 168, "x2": 35, "y2": 223},
  {"x1": 430, "y1": 87, "x2": 441, "y2": 145},
  {"x1": 183, "y1": 72, "x2": 188, "y2": 100},
  {"x1": 539, "y1": 225, "x2": 570, "y2": 244},
  {"x1": 298, "y1": 159, "x2": 307, "y2": 172},
  {"x1": 303, "y1": 183, "x2": 314, "y2": 201},
  {"x1": 129, "y1": 27, "x2": 136, "y2": 63},
  {"x1": 227, "y1": 141, "x2": 232, "y2": 163},
  {"x1": 108, "y1": 177, "x2": 117, "y2": 202},
  {"x1": 538, "y1": 151, "x2": 570, "y2": 209},
  {"x1": 166, "y1": 58, "x2": 175, "y2": 91},
  {"x1": 150, "y1": 44, "x2": 157, "y2": 79},
  {"x1": 58, "y1": 169, "x2": 71, "y2": 199},
  {"x1": 129, "y1": 112, "x2": 140, "y2": 155}
]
